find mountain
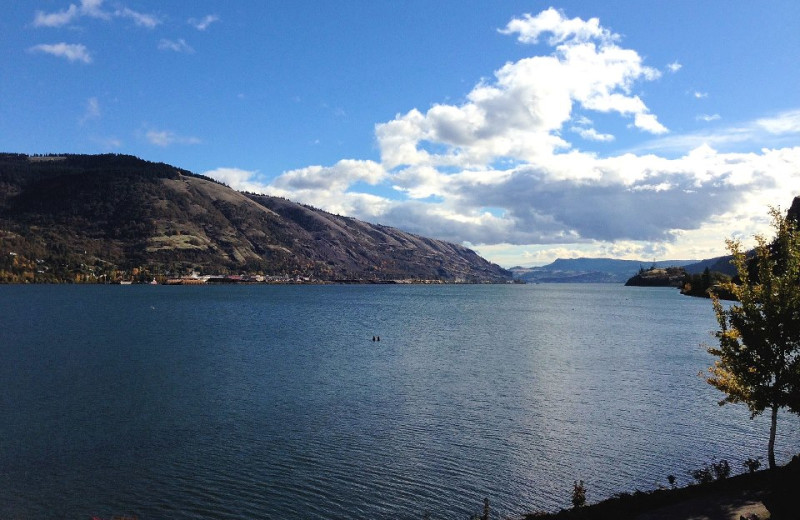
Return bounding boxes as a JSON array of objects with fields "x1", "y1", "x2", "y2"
[
  {"x1": 0, "y1": 153, "x2": 510, "y2": 283},
  {"x1": 510, "y1": 258, "x2": 697, "y2": 283},
  {"x1": 682, "y1": 255, "x2": 736, "y2": 276}
]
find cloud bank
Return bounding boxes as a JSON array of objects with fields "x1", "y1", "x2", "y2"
[{"x1": 203, "y1": 8, "x2": 800, "y2": 265}]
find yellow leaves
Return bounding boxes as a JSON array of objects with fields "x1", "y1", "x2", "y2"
[{"x1": 707, "y1": 205, "x2": 800, "y2": 418}]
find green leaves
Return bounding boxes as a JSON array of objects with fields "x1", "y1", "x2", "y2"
[{"x1": 707, "y1": 205, "x2": 800, "y2": 468}]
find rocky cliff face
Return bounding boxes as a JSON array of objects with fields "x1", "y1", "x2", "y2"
[{"x1": 0, "y1": 153, "x2": 510, "y2": 282}]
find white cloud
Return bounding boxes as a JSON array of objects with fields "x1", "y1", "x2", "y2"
[
  {"x1": 145, "y1": 129, "x2": 201, "y2": 147},
  {"x1": 203, "y1": 168, "x2": 265, "y2": 193},
  {"x1": 202, "y1": 9, "x2": 800, "y2": 267},
  {"x1": 375, "y1": 8, "x2": 666, "y2": 171},
  {"x1": 115, "y1": 7, "x2": 160, "y2": 28},
  {"x1": 32, "y1": 1, "x2": 158, "y2": 29},
  {"x1": 91, "y1": 136, "x2": 122, "y2": 149},
  {"x1": 756, "y1": 109, "x2": 800, "y2": 135},
  {"x1": 261, "y1": 117, "x2": 799, "y2": 265},
  {"x1": 631, "y1": 108, "x2": 800, "y2": 155},
  {"x1": 79, "y1": 0, "x2": 109, "y2": 20},
  {"x1": 499, "y1": 8, "x2": 615, "y2": 46},
  {"x1": 79, "y1": 97, "x2": 101, "y2": 124},
  {"x1": 205, "y1": 162, "x2": 392, "y2": 218},
  {"x1": 158, "y1": 39, "x2": 194, "y2": 53},
  {"x1": 189, "y1": 14, "x2": 219, "y2": 31},
  {"x1": 33, "y1": 4, "x2": 79, "y2": 27},
  {"x1": 271, "y1": 160, "x2": 387, "y2": 192},
  {"x1": 570, "y1": 126, "x2": 614, "y2": 142},
  {"x1": 666, "y1": 61, "x2": 682, "y2": 73},
  {"x1": 633, "y1": 113, "x2": 668, "y2": 134},
  {"x1": 693, "y1": 91, "x2": 708, "y2": 99},
  {"x1": 697, "y1": 114, "x2": 721, "y2": 122},
  {"x1": 29, "y1": 42, "x2": 91, "y2": 63}
]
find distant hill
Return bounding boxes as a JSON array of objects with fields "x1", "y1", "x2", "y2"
[
  {"x1": 0, "y1": 153, "x2": 510, "y2": 283},
  {"x1": 679, "y1": 196, "x2": 800, "y2": 279},
  {"x1": 682, "y1": 255, "x2": 736, "y2": 276},
  {"x1": 625, "y1": 197, "x2": 800, "y2": 296},
  {"x1": 510, "y1": 258, "x2": 697, "y2": 283}
]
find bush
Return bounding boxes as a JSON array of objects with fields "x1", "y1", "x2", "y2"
[
  {"x1": 690, "y1": 459, "x2": 730, "y2": 484},
  {"x1": 744, "y1": 457, "x2": 762, "y2": 474},
  {"x1": 711, "y1": 459, "x2": 731, "y2": 480},
  {"x1": 571, "y1": 480, "x2": 586, "y2": 508},
  {"x1": 690, "y1": 466, "x2": 713, "y2": 484}
]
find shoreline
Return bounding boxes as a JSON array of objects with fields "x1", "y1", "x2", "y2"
[{"x1": 522, "y1": 455, "x2": 799, "y2": 519}]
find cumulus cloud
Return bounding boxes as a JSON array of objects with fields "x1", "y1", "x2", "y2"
[
  {"x1": 207, "y1": 9, "x2": 800, "y2": 266},
  {"x1": 666, "y1": 61, "x2": 682, "y2": 73},
  {"x1": 264, "y1": 160, "x2": 391, "y2": 217},
  {"x1": 271, "y1": 160, "x2": 387, "y2": 192},
  {"x1": 202, "y1": 168, "x2": 266, "y2": 193},
  {"x1": 375, "y1": 8, "x2": 666, "y2": 172},
  {"x1": 499, "y1": 8, "x2": 615, "y2": 45},
  {"x1": 205, "y1": 161, "x2": 392, "y2": 219},
  {"x1": 697, "y1": 114, "x2": 721, "y2": 122},
  {"x1": 189, "y1": 14, "x2": 219, "y2": 31},
  {"x1": 145, "y1": 129, "x2": 201, "y2": 147},
  {"x1": 158, "y1": 39, "x2": 194, "y2": 53},
  {"x1": 29, "y1": 42, "x2": 91, "y2": 63}
]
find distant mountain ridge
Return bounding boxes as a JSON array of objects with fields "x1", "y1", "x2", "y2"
[
  {"x1": 510, "y1": 258, "x2": 703, "y2": 283},
  {"x1": 511, "y1": 197, "x2": 800, "y2": 284},
  {"x1": 0, "y1": 153, "x2": 510, "y2": 283}
]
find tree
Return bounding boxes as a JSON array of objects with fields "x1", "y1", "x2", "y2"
[{"x1": 706, "y1": 207, "x2": 800, "y2": 469}]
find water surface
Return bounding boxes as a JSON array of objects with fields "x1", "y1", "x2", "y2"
[{"x1": 1, "y1": 284, "x2": 797, "y2": 519}]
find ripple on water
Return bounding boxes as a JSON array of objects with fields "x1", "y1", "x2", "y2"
[{"x1": 1, "y1": 284, "x2": 799, "y2": 519}]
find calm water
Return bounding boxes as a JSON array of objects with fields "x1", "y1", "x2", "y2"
[{"x1": 1, "y1": 284, "x2": 798, "y2": 519}]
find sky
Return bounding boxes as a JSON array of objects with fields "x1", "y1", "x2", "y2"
[{"x1": 3, "y1": 1, "x2": 800, "y2": 267}]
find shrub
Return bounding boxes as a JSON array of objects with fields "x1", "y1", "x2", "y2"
[
  {"x1": 690, "y1": 465, "x2": 714, "y2": 484},
  {"x1": 711, "y1": 459, "x2": 731, "y2": 480},
  {"x1": 744, "y1": 457, "x2": 762, "y2": 473},
  {"x1": 690, "y1": 459, "x2": 730, "y2": 484},
  {"x1": 571, "y1": 480, "x2": 586, "y2": 508}
]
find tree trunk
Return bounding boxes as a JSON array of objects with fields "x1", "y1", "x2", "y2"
[{"x1": 768, "y1": 403, "x2": 778, "y2": 470}]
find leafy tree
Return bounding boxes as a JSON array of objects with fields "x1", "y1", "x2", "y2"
[{"x1": 706, "y1": 207, "x2": 800, "y2": 469}]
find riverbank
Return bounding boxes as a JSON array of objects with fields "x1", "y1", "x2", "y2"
[{"x1": 524, "y1": 455, "x2": 800, "y2": 519}]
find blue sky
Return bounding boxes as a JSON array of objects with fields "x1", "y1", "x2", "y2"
[{"x1": 3, "y1": 1, "x2": 799, "y2": 266}]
